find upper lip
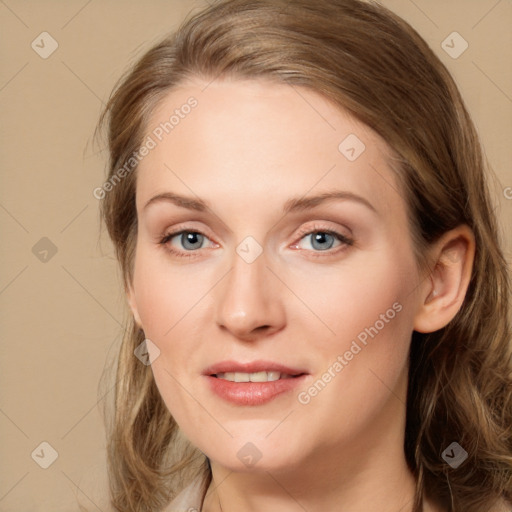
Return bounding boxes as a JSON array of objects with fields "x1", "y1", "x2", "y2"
[{"x1": 203, "y1": 360, "x2": 308, "y2": 376}]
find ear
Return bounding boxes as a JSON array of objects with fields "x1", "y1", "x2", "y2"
[
  {"x1": 413, "y1": 225, "x2": 475, "y2": 333},
  {"x1": 127, "y1": 283, "x2": 142, "y2": 328}
]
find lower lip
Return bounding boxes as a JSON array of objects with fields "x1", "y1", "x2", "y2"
[{"x1": 205, "y1": 375, "x2": 307, "y2": 406}]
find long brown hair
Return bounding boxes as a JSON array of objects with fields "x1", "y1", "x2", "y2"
[{"x1": 96, "y1": 1, "x2": 512, "y2": 510}]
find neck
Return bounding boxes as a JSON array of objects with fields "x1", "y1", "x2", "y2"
[{"x1": 204, "y1": 460, "x2": 418, "y2": 512}]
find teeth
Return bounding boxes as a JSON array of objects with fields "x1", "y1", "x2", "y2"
[
  {"x1": 216, "y1": 371, "x2": 293, "y2": 382},
  {"x1": 247, "y1": 371, "x2": 268, "y2": 382},
  {"x1": 266, "y1": 371, "x2": 281, "y2": 382}
]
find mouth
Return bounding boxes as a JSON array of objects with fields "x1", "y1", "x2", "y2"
[
  {"x1": 203, "y1": 360, "x2": 307, "y2": 379},
  {"x1": 203, "y1": 360, "x2": 308, "y2": 405}
]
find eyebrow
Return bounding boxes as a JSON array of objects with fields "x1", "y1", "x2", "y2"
[{"x1": 143, "y1": 190, "x2": 377, "y2": 214}]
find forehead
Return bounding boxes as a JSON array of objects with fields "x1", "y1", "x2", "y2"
[{"x1": 135, "y1": 77, "x2": 402, "y2": 216}]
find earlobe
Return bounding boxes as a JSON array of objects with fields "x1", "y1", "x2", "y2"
[
  {"x1": 127, "y1": 284, "x2": 142, "y2": 328},
  {"x1": 413, "y1": 225, "x2": 475, "y2": 334}
]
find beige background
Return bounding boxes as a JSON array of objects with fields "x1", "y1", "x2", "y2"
[{"x1": 1, "y1": 1, "x2": 511, "y2": 510}]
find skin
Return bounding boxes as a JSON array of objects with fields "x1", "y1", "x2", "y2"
[{"x1": 127, "y1": 77, "x2": 475, "y2": 512}]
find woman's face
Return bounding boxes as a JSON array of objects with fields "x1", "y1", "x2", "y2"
[{"x1": 128, "y1": 77, "x2": 424, "y2": 473}]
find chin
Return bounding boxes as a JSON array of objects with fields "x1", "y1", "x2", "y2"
[{"x1": 204, "y1": 434, "x2": 308, "y2": 473}]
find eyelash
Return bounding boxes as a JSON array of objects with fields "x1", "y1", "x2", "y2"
[{"x1": 158, "y1": 224, "x2": 354, "y2": 259}]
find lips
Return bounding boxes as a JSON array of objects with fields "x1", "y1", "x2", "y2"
[{"x1": 203, "y1": 360, "x2": 308, "y2": 406}]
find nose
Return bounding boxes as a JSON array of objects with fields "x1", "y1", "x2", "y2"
[{"x1": 214, "y1": 248, "x2": 286, "y2": 341}]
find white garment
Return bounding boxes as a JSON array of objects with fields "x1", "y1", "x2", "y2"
[{"x1": 163, "y1": 476, "x2": 206, "y2": 512}]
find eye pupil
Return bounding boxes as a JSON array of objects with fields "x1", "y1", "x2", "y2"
[
  {"x1": 311, "y1": 232, "x2": 334, "y2": 251},
  {"x1": 182, "y1": 232, "x2": 203, "y2": 250}
]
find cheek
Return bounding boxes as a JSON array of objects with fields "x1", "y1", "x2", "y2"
[
  {"x1": 131, "y1": 250, "x2": 209, "y2": 425},
  {"x1": 291, "y1": 249, "x2": 417, "y2": 412},
  {"x1": 130, "y1": 246, "x2": 218, "y2": 419},
  {"x1": 132, "y1": 246, "x2": 207, "y2": 341},
  {"x1": 290, "y1": 249, "x2": 416, "y2": 350}
]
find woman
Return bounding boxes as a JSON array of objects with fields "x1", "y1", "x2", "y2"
[{"x1": 96, "y1": 0, "x2": 512, "y2": 510}]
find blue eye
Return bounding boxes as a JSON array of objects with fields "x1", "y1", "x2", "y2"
[
  {"x1": 159, "y1": 230, "x2": 214, "y2": 258},
  {"x1": 177, "y1": 232, "x2": 206, "y2": 251},
  {"x1": 308, "y1": 232, "x2": 337, "y2": 251},
  {"x1": 296, "y1": 230, "x2": 353, "y2": 252}
]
